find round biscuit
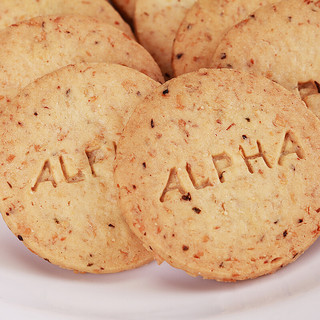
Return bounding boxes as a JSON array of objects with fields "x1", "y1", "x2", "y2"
[
  {"x1": 0, "y1": 0, "x2": 134, "y2": 38},
  {"x1": 115, "y1": 69, "x2": 320, "y2": 281},
  {"x1": 211, "y1": 0, "x2": 320, "y2": 117},
  {"x1": 0, "y1": 15, "x2": 163, "y2": 101},
  {"x1": 172, "y1": 0, "x2": 275, "y2": 77},
  {"x1": 0, "y1": 63, "x2": 159, "y2": 273}
]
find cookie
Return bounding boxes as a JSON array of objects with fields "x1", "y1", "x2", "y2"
[
  {"x1": 304, "y1": 94, "x2": 320, "y2": 119},
  {"x1": 0, "y1": 15, "x2": 163, "y2": 102},
  {"x1": 111, "y1": 0, "x2": 136, "y2": 23},
  {"x1": 115, "y1": 68, "x2": 320, "y2": 281},
  {"x1": 134, "y1": 0, "x2": 196, "y2": 79},
  {"x1": 211, "y1": 0, "x2": 320, "y2": 117},
  {"x1": 0, "y1": 63, "x2": 159, "y2": 273},
  {"x1": 172, "y1": 0, "x2": 274, "y2": 77},
  {"x1": 0, "y1": 0, "x2": 134, "y2": 38}
]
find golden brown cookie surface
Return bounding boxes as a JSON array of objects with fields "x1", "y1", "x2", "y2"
[
  {"x1": 115, "y1": 69, "x2": 320, "y2": 281},
  {"x1": 0, "y1": 63, "x2": 159, "y2": 273},
  {"x1": 0, "y1": 0, "x2": 134, "y2": 38},
  {"x1": 0, "y1": 15, "x2": 163, "y2": 101},
  {"x1": 172, "y1": 0, "x2": 274, "y2": 76},
  {"x1": 134, "y1": 0, "x2": 196, "y2": 79},
  {"x1": 211, "y1": 0, "x2": 320, "y2": 116}
]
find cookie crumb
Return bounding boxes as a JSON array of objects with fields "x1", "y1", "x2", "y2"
[
  {"x1": 176, "y1": 53, "x2": 183, "y2": 59},
  {"x1": 162, "y1": 88, "x2": 169, "y2": 95},
  {"x1": 181, "y1": 192, "x2": 192, "y2": 201},
  {"x1": 220, "y1": 53, "x2": 227, "y2": 59},
  {"x1": 192, "y1": 207, "x2": 201, "y2": 214}
]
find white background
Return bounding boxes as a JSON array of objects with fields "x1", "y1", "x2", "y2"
[{"x1": 0, "y1": 218, "x2": 319, "y2": 320}]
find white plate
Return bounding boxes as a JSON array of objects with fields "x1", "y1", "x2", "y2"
[{"x1": 1, "y1": 217, "x2": 319, "y2": 320}]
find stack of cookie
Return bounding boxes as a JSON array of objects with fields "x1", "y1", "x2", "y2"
[
  {"x1": 0, "y1": 0, "x2": 162, "y2": 274},
  {"x1": 1, "y1": 0, "x2": 320, "y2": 282}
]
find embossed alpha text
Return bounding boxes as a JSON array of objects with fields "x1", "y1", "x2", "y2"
[
  {"x1": 31, "y1": 144, "x2": 114, "y2": 191},
  {"x1": 160, "y1": 131, "x2": 305, "y2": 202}
]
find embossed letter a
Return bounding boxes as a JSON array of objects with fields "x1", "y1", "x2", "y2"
[
  {"x1": 160, "y1": 168, "x2": 185, "y2": 202},
  {"x1": 278, "y1": 131, "x2": 305, "y2": 165},
  {"x1": 31, "y1": 160, "x2": 57, "y2": 191}
]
